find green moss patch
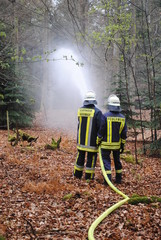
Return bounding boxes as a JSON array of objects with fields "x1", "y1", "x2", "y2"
[
  {"x1": 121, "y1": 153, "x2": 135, "y2": 164},
  {"x1": 129, "y1": 194, "x2": 161, "y2": 205}
]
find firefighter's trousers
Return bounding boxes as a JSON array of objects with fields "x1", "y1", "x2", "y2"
[
  {"x1": 74, "y1": 150, "x2": 97, "y2": 180},
  {"x1": 101, "y1": 149, "x2": 122, "y2": 183}
]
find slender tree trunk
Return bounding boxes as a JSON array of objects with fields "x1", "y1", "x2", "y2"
[
  {"x1": 141, "y1": 0, "x2": 154, "y2": 142},
  {"x1": 145, "y1": 9, "x2": 157, "y2": 141},
  {"x1": 112, "y1": 0, "x2": 121, "y2": 86},
  {"x1": 123, "y1": 51, "x2": 138, "y2": 163},
  {"x1": 40, "y1": 6, "x2": 49, "y2": 118},
  {"x1": 129, "y1": 60, "x2": 146, "y2": 154}
]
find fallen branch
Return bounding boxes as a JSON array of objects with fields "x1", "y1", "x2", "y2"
[
  {"x1": 128, "y1": 194, "x2": 161, "y2": 205},
  {"x1": 23, "y1": 216, "x2": 37, "y2": 239},
  {"x1": 8, "y1": 129, "x2": 38, "y2": 146}
]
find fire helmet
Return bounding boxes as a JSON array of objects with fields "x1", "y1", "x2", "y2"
[
  {"x1": 107, "y1": 94, "x2": 121, "y2": 112},
  {"x1": 83, "y1": 90, "x2": 97, "y2": 106}
]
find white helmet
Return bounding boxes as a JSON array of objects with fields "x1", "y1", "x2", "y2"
[
  {"x1": 84, "y1": 90, "x2": 97, "y2": 105},
  {"x1": 107, "y1": 94, "x2": 121, "y2": 112}
]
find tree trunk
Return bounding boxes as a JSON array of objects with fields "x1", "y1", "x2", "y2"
[{"x1": 40, "y1": 6, "x2": 49, "y2": 117}]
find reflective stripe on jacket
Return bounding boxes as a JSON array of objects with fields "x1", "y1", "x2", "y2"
[
  {"x1": 77, "y1": 105, "x2": 102, "y2": 152},
  {"x1": 98, "y1": 111, "x2": 127, "y2": 150}
]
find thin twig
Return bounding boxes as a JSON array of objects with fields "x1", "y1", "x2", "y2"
[{"x1": 23, "y1": 216, "x2": 37, "y2": 239}]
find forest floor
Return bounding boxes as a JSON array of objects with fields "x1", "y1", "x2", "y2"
[{"x1": 0, "y1": 126, "x2": 160, "y2": 240}]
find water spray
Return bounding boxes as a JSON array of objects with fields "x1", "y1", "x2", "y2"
[
  {"x1": 53, "y1": 48, "x2": 89, "y2": 100},
  {"x1": 44, "y1": 47, "x2": 91, "y2": 129}
]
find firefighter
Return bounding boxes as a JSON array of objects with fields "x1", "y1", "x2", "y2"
[
  {"x1": 74, "y1": 90, "x2": 102, "y2": 180},
  {"x1": 97, "y1": 94, "x2": 127, "y2": 184}
]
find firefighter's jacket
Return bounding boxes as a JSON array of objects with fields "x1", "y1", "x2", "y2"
[
  {"x1": 98, "y1": 111, "x2": 127, "y2": 150},
  {"x1": 77, "y1": 105, "x2": 102, "y2": 152}
]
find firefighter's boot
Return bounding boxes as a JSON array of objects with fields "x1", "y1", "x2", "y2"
[
  {"x1": 104, "y1": 174, "x2": 111, "y2": 185},
  {"x1": 115, "y1": 173, "x2": 122, "y2": 184},
  {"x1": 74, "y1": 169, "x2": 83, "y2": 179}
]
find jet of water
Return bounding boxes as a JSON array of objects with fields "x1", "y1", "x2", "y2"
[
  {"x1": 53, "y1": 48, "x2": 89, "y2": 100},
  {"x1": 43, "y1": 47, "x2": 91, "y2": 130}
]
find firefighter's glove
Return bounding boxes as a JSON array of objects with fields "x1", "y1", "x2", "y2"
[
  {"x1": 120, "y1": 143, "x2": 124, "y2": 154},
  {"x1": 96, "y1": 136, "x2": 102, "y2": 146}
]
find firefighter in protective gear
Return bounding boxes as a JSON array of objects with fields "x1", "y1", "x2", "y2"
[
  {"x1": 97, "y1": 94, "x2": 127, "y2": 184},
  {"x1": 74, "y1": 90, "x2": 102, "y2": 180}
]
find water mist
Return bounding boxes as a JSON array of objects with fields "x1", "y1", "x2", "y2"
[{"x1": 42, "y1": 47, "x2": 91, "y2": 131}]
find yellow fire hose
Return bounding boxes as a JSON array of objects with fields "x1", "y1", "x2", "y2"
[{"x1": 88, "y1": 147, "x2": 130, "y2": 240}]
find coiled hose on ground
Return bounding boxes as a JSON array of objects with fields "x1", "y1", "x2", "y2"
[{"x1": 88, "y1": 147, "x2": 130, "y2": 240}]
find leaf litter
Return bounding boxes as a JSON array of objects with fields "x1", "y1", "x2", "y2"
[{"x1": 0, "y1": 128, "x2": 160, "y2": 240}]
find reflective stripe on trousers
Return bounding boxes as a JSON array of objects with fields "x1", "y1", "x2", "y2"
[{"x1": 74, "y1": 150, "x2": 97, "y2": 179}]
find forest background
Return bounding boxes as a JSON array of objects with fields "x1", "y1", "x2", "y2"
[
  {"x1": 0, "y1": 0, "x2": 161, "y2": 156},
  {"x1": 0, "y1": 1, "x2": 161, "y2": 239}
]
